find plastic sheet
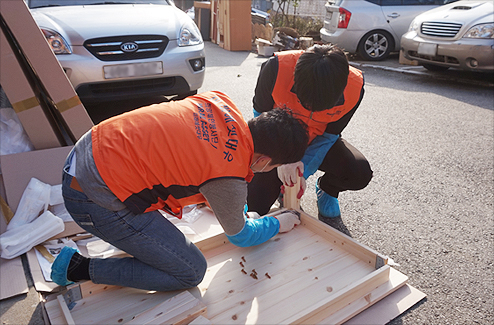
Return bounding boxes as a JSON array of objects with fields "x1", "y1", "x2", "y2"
[
  {"x1": 6, "y1": 177, "x2": 51, "y2": 231},
  {"x1": 0, "y1": 107, "x2": 34, "y2": 156},
  {"x1": 0, "y1": 210, "x2": 64, "y2": 259}
]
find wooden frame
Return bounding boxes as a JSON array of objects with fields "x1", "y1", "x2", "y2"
[{"x1": 44, "y1": 184, "x2": 408, "y2": 324}]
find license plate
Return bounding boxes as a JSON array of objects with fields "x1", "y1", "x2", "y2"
[
  {"x1": 103, "y1": 61, "x2": 163, "y2": 79},
  {"x1": 418, "y1": 43, "x2": 437, "y2": 56}
]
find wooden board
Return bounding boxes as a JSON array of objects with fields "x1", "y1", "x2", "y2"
[
  {"x1": 195, "y1": 210, "x2": 394, "y2": 324},
  {"x1": 344, "y1": 283, "x2": 426, "y2": 325},
  {"x1": 45, "y1": 283, "x2": 207, "y2": 325},
  {"x1": 44, "y1": 208, "x2": 406, "y2": 324}
]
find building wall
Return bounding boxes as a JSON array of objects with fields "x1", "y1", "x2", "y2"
[{"x1": 271, "y1": 0, "x2": 326, "y2": 19}]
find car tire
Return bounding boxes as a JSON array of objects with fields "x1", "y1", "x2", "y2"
[
  {"x1": 422, "y1": 63, "x2": 450, "y2": 72},
  {"x1": 357, "y1": 30, "x2": 394, "y2": 61}
]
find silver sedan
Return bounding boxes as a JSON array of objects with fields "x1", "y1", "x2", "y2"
[{"x1": 401, "y1": 0, "x2": 494, "y2": 72}]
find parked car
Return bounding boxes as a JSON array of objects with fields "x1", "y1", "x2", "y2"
[
  {"x1": 26, "y1": 0, "x2": 205, "y2": 104},
  {"x1": 320, "y1": 0, "x2": 459, "y2": 61},
  {"x1": 401, "y1": 0, "x2": 493, "y2": 72}
]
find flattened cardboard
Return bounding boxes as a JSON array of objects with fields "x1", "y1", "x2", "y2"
[
  {"x1": 0, "y1": 257, "x2": 28, "y2": 300},
  {"x1": 0, "y1": 146, "x2": 79, "y2": 292},
  {"x1": 26, "y1": 248, "x2": 59, "y2": 293},
  {"x1": 0, "y1": 0, "x2": 93, "y2": 141},
  {"x1": 344, "y1": 284, "x2": 426, "y2": 324},
  {"x1": 0, "y1": 202, "x2": 29, "y2": 300},
  {"x1": 0, "y1": 146, "x2": 72, "y2": 213},
  {"x1": 0, "y1": 27, "x2": 61, "y2": 149}
]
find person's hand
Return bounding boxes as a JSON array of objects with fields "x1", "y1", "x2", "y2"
[
  {"x1": 277, "y1": 161, "x2": 304, "y2": 186},
  {"x1": 280, "y1": 177, "x2": 306, "y2": 200},
  {"x1": 275, "y1": 211, "x2": 301, "y2": 233},
  {"x1": 278, "y1": 162, "x2": 306, "y2": 199}
]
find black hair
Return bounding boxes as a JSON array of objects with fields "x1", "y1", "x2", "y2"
[
  {"x1": 248, "y1": 108, "x2": 308, "y2": 165},
  {"x1": 293, "y1": 44, "x2": 349, "y2": 112}
]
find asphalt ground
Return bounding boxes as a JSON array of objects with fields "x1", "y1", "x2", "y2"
[{"x1": 1, "y1": 41, "x2": 492, "y2": 325}]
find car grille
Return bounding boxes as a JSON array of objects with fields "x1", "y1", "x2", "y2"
[
  {"x1": 421, "y1": 22, "x2": 462, "y2": 38},
  {"x1": 84, "y1": 35, "x2": 169, "y2": 61},
  {"x1": 76, "y1": 76, "x2": 191, "y2": 102},
  {"x1": 407, "y1": 51, "x2": 460, "y2": 65}
]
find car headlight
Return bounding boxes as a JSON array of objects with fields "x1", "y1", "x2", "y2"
[
  {"x1": 408, "y1": 19, "x2": 420, "y2": 32},
  {"x1": 463, "y1": 23, "x2": 494, "y2": 39},
  {"x1": 178, "y1": 20, "x2": 203, "y2": 46},
  {"x1": 41, "y1": 28, "x2": 71, "y2": 54}
]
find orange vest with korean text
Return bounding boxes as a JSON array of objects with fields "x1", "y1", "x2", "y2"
[
  {"x1": 91, "y1": 91, "x2": 254, "y2": 217},
  {"x1": 272, "y1": 50, "x2": 364, "y2": 142}
]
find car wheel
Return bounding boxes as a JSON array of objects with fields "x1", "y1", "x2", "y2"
[
  {"x1": 357, "y1": 30, "x2": 393, "y2": 61},
  {"x1": 422, "y1": 63, "x2": 449, "y2": 72}
]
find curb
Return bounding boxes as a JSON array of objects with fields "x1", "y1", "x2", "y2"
[{"x1": 349, "y1": 61, "x2": 494, "y2": 88}]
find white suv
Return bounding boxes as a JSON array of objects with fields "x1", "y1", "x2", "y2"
[
  {"x1": 320, "y1": 0, "x2": 458, "y2": 61},
  {"x1": 27, "y1": 0, "x2": 205, "y2": 104}
]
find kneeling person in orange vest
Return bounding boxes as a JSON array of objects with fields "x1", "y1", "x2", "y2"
[{"x1": 50, "y1": 91, "x2": 308, "y2": 291}]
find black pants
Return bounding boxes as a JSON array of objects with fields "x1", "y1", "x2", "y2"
[{"x1": 247, "y1": 138, "x2": 373, "y2": 215}]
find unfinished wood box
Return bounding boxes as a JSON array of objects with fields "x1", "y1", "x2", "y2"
[{"x1": 44, "y1": 207, "x2": 408, "y2": 324}]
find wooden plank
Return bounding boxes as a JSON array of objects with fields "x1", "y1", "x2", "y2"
[
  {"x1": 70, "y1": 288, "x2": 163, "y2": 324},
  {"x1": 283, "y1": 177, "x2": 300, "y2": 210},
  {"x1": 125, "y1": 291, "x2": 195, "y2": 324},
  {"x1": 326, "y1": 267, "x2": 409, "y2": 324},
  {"x1": 44, "y1": 298, "x2": 66, "y2": 325},
  {"x1": 299, "y1": 210, "x2": 388, "y2": 268},
  {"x1": 57, "y1": 295, "x2": 75, "y2": 325},
  {"x1": 285, "y1": 265, "x2": 391, "y2": 324},
  {"x1": 193, "y1": 233, "x2": 230, "y2": 255},
  {"x1": 201, "y1": 242, "x2": 350, "y2": 311},
  {"x1": 127, "y1": 291, "x2": 206, "y2": 325},
  {"x1": 188, "y1": 315, "x2": 212, "y2": 325},
  {"x1": 48, "y1": 221, "x2": 86, "y2": 241},
  {"x1": 76, "y1": 280, "x2": 121, "y2": 299},
  {"x1": 344, "y1": 284, "x2": 425, "y2": 325},
  {"x1": 205, "y1": 253, "x2": 365, "y2": 324}
]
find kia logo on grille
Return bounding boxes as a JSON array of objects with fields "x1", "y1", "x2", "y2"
[{"x1": 121, "y1": 42, "x2": 138, "y2": 53}]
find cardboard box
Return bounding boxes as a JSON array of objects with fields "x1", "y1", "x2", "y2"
[
  {"x1": 0, "y1": 197, "x2": 28, "y2": 300},
  {"x1": 0, "y1": 28, "x2": 61, "y2": 149},
  {"x1": 0, "y1": 146, "x2": 86, "y2": 293},
  {"x1": 0, "y1": 0, "x2": 93, "y2": 143},
  {"x1": 211, "y1": 0, "x2": 251, "y2": 51},
  {"x1": 0, "y1": 146, "x2": 73, "y2": 213}
]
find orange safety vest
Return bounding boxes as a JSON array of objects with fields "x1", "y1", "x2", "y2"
[
  {"x1": 92, "y1": 91, "x2": 254, "y2": 217},
  {"x1": 272, "y1": 50, "x2": 364, "y2": 142}
]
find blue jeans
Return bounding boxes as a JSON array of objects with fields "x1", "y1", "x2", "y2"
[{"x1": 62, "y1": 154, "x2": 207, "y2": 291}]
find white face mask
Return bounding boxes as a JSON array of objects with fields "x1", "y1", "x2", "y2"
[{"x1": 251, "y1": 156, "x2": 271, "y2": 173}]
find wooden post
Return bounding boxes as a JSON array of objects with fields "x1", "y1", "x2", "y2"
[
  {"x1": 283, "y1": 175, "x2": 301, "y2": 210},
  {"x1": 56, "y1": 295, "x2": 75, "y2": 325}
]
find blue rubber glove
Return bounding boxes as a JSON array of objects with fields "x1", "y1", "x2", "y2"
[
  {"x1": 253, "y1": 108, "x2": 261, "y2": 118},
  {"x1": 301, "y1": 133, "x2": 340, "y2": 179},
  {"x1": 226, "y1": 217, "x2": 280, "y2": 247}
]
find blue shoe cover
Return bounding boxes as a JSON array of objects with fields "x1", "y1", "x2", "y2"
[
  {"x1": 50, "y1": 246, "x2": 77, "y2": 286},
  {"x1": 316, "y1": 182, "x2": 341, "y2": 218}
]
